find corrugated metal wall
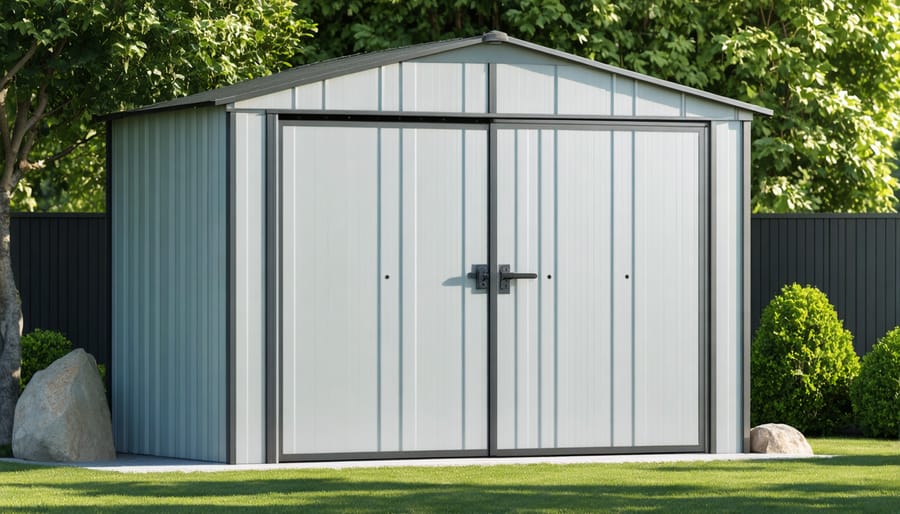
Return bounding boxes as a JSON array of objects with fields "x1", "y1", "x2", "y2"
[
  {"x1": 751, "y1": 215, "x2": 900, "y2": 356},
  {"x1": 111, "y1": 106, "x2": 227, "y2": 462},
  {"x1": 10, "y1": 213, "x2": 109, "y2": 370}
]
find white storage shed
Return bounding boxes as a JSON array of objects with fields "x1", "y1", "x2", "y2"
[{"x1": 107, "y1": 32, "x2": 771, "y2": 463}]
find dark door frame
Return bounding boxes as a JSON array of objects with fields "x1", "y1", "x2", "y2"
[{"x1": 263, "y1": 114, "x2": 711, "y2": 463}]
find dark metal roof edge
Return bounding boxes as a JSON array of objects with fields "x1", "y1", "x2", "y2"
[
  {"x1": 104, "y1": 32, "x2": 773, "y2": 119},
  {"x1": 98, "y1": 101, "x2": 220, "y2": 121},
  {"x1": 504, "y1": 37, "x2": 773, "y2": 117}
]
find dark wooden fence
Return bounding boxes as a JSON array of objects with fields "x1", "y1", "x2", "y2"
[
  {"x1": 9, "y1": 213, "x2": 109, "y2": 368},
  {"x1": 751, "y1": 214, "x2": 900, "y2": 356}
]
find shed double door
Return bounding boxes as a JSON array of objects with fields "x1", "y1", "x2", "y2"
[{"x1": 277, "y1": 121, "x2": 705, "y2": 460}]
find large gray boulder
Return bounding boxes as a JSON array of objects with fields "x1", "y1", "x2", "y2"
[
  {"x1": 12, "y1": 349, "x2": 115, "y2": 462},
  {"x1": 750, "y1": 423, "x2": 814, "y2": 455}
]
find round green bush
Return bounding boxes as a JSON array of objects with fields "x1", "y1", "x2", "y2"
[
  {"x1": 851, "y1": 327, "x2": 900, "y2": 438},
  {"x1": 751, "y1": 283, "x2": 860, "y2": 435},
  {"x1": 20, "y1": 329, "x2": 73, "y2": 392}
]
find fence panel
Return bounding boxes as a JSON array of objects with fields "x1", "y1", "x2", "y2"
[
  {"x1": 752, "y1": 214, "x2": 900, "y2": 356},
  {"x1": 10, "y1": 213, "x2": 898, "y2": 365},
  {"x1": 10, "y1": 213, "x2": 109, "y2": 367}
]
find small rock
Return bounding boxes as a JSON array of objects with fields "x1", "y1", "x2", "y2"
[
  {"x1": 12, "y1": 349, "x2": 115, "y2": 462},
  {"x1": 750, "y1": 423, "x2": 813, "y2": 455}
]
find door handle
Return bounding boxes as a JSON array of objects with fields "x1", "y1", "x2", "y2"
[{"x1": 499, "y1": 264, "x2": 537, "y2": 294}]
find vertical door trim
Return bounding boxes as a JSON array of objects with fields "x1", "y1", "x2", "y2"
[
  {"x1": 741, "y1": 121, "x2": 752, "y2": 452},
  {"x1": 226, "y1": 112, "x2": 237, "y2": 464},
  {"x1": 707, "y1": 122, "x2": 717, "y2": 453},
  {"x1": 264, "y1": 113, "x2": 281, "y2": 463},
  {"x1": 699, "y1": 124, "x2": 711, "y2": 453},
  {"x1": 488, "y1": 124, "x2": 499, "y2": 454}
]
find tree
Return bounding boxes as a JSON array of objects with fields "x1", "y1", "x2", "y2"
[
  {"x1": 296, "y1": 0, "x2": 900, "y2": 212},
  {"x1": 0, "y1": 0, "x2": 313, "y2": 447}
]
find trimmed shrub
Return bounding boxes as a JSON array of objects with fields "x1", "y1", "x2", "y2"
[
  {"x1": 851, "y1": 327, "x2": 900, "y2": 438},
  {"x1": 751, "y1": 283, "x2": 860, "y2": 434},
  {"x1": 19, "y1": 329, "x2": 73, "y2": 392}
]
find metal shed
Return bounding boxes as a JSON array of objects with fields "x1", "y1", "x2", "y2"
[{"x1": 107, "y1": 32, "x2": 771, "y2": 464}]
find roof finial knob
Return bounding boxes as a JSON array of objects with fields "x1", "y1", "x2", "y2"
[{"x1": 482, "y1": 30, "x2": 509, "y2": 43}]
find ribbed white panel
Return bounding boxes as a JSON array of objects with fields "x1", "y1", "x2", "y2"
[
  {"x1": 633, "y1": 131, "x2": 700, "y2": 446},
  {"x1": 233, "y1": 113, "x2": 267, "y2": 463},
  {"x1": 611, "y1": 131, "x2": 634, "y2": 447},
  {"x1": 464, "y1": 63, "x2": 488, "y2": 113},
  {"x1": 613, "y1": 77, "x2": 635, "y2": 116},
  {"x1": 714, "y1": 122, "x2": 744, "y2": 452},
  {"x1": 402, "y1": 63, "x2": 463, "y2": 112},
  {"x1": 496, "y1": 64, "x2": 555, "y2": 114},
  {"x1": 280, "y1": 125, "x2": 487, "y2": 455},
  {"x1": 538, "y1": 130, "x2": 557, "y2": 448},
  {"x1": 381, "y1": 64, "x2": 401, "y2": 111},
  {"x1": 111, "y1": 107, "x2": 227, "y2": 462},
  {"x1": 687, "y1": 97, "x2": 736, "y2": 119},
  {"x1": 379, "y1": 128, "x2": 402, "y2": 452},
  {"x1": 234, "y1": 89, "x2": 293, "y2": 109},
  {"x1": 282, "y1": 126, "x2": 381, "y2": 454},
  {"x1": 496, "y1": 129, "x2": 542, "y2": 449},
  {"x1": 496, "y1": 129, "x2": 518, "y2": 448},
  {"x1": 295, "y1": 82, "x2": 323, "y2": 109},
  {"x1": 497, "y1": 128, "x2": 615, "y2": 450},
  {"x1": 324, "y1": 68, "x2": 380, "y2": 110},
  {"x1": 555, "y1": 130, "x2": 613, "y2": 448},
  {"x1": 399, "y1": 128, "x2": 488, "y2": 451},
  {"x1": 556, "y1": 66, "x2": 612, "y2": 115},
  {"x1": 635, "y1": 83, "x2": 683, "y2": 117}
]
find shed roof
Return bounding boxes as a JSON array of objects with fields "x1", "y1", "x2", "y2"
[{"x1": 109, "y1": 31, "x2": 773, "y2": 119}]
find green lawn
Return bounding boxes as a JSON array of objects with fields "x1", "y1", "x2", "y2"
[{"x1": 1, "y1": 438, "x2": 898, "y2": 512}]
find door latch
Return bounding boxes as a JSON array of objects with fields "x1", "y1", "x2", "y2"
[
  {"x1": 467, "y1": 264, "x2": 490, "y2": 291},
  {"x1": 498, "y1": 264, "x2": 538, "y2": 294}
]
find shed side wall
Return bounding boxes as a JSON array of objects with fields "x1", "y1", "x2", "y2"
[{"x1": 111, "y1": 107, "x2": 227, "y2": 462}]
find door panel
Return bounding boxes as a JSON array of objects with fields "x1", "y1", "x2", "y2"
[
  {"x1": 495, "y1": 125, "x2": 704, "y2": 452},
  {"x1": 282, "y1": 126, "x2": 380, "y2": 454},
  {"x1": 496, "y1": 128, "x2": 616, "y2": 450},
  {"x1": 632, "y1": 131, "x2": 701, "y2": 447},
  {"x1": 280, "y1": 124, "x2": 488, "y2": 456}
]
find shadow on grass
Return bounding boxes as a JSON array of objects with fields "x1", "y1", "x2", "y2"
[{"x1": 2, "y1": 459, "x2": 899, "y2": 513}]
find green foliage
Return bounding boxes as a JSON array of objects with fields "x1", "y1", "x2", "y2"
[
  {"x1": 751, "y1": 284, "x2": 860, "y2": 434},
  {"x1": 3, "y1": 0, "x2": 315, "y2": 211},
  {"x1": 851, "y1": 327, "x2": 900, "y2": 438},
  {"x1": 19, "y1": 329, "x2": 72, "y2": 392},
  {"x1": 13, "y1": 137, "x2": 105, "y2": 212},
  {"x1": 297, "y1": 0, "x2": 900, "y2": 213}
]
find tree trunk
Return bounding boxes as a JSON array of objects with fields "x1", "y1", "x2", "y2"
[{"x1": 0, "y1": 188, "x2": 22, "y2": 447}]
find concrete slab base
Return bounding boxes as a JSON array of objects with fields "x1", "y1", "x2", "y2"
[{"x1": 1, "y1": 452, "x2": 826, "y2": 474}]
